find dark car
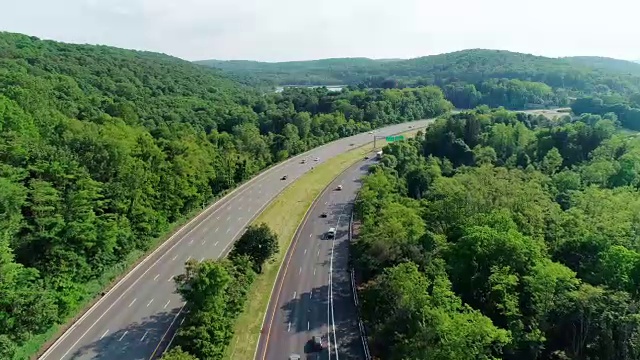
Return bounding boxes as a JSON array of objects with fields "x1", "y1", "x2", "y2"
[
  {"x1": 311, "y1": 335, "x2": 323, "y2": 351},
  {"x1": 281, "y1": 175, "x2": 288, "y2": 180},
  {"x1": 320, "y1": 212, "x2": 328, "y2": 218}
]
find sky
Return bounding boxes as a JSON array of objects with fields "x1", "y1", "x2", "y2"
[{"x1": 2, "y1": 0, "x2": 639, "y2": 62}]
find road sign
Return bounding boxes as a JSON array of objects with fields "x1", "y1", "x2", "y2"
[{"x1": 385, "y1": 135, "x2": 405, "y2": 142}]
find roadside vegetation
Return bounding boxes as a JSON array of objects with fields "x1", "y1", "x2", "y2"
[
  {"x1": 0, "y1": 32, "x2": 451, "y2": 359},
  {"x1": 353, "y1": 107, "x2": 640, "y2": 359}
]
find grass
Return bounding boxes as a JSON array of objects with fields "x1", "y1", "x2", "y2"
[{"x1": 224, "y1": 130, "x2": 421, "y2": 360}]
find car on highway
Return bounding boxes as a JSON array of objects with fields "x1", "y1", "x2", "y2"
[
  {"x1": 289, "y1": 354, "x2": 301, "y2": 360},
  {"x1": 320, "y1": 212, "x2": 328, "y2": 218},
  {"x1": 314, "y1": 157, "x2": 320, "y2": 161},
  {"x1": 311, "y1": 335, "x2": 324, "y2": 351},
  {"x1": 336, "y1": 184, "x2": 343, "y2": 191},
  {"x1": 327, "y1": 227, "x2": 336, "y2": 238},
  {"x1": 301, "y1": 159, "x2": 306, "y2": 164},
  {"x1": 281, "y1": 175, "x2": 288, "y2": 180},
  {"x1": 364, "y1": 155, "x2": 369, "y2": 159}
]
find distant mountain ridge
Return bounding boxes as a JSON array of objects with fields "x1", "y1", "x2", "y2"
[{"x1": 195, "y1": 49, "x2": 640, "y2": 96}]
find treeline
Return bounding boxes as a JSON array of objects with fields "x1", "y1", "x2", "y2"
[
  {"x1": 161, "y1": 223, "x2": 278, "y2": 360},
  {"x1": 0, "y1": 32, "x2": 451, "y2": 358},
  {"x1": 201, "y1": 49, "x2": 640, "y2": 99},
  {"x1": 572, "y1": 95, "x2": 640, "y2": 130},
  {"x1": 353, "y1": 107, "x2": 640, "y2": 359}
]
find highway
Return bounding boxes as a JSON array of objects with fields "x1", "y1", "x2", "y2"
[
  {"x1": 256, "y1": 156, "x2": 375, "y2": 360},
  {"x1": 39, "y1": 119, "x2": 432, "y2": 360}
]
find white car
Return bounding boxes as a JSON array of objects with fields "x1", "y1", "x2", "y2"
[
  {"x1": 327, "y1": 227, "x2": 336, "y2": 238},
  {"x1": 315, "y1": 157, "x2": 320, "y2": 161},
  {"x1": 336, "y1": 185, "x2": 343, "y2": 191},
  {"x1": 289, "y1": 354, "x2": 301, "y2": 360}
]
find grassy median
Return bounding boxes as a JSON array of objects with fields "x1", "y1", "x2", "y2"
[{"x1": 224, "y1": 131, "x2": 420, "y2": 360}]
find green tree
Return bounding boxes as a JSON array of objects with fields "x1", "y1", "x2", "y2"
[{"x1": 228, "y1": 223, "x2": 278, "y2": 273}]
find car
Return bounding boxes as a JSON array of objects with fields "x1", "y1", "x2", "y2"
[
  {"x1": 320, "y1": 212, "x2": 328, "y2": 218},
  {"x1": 281, "y1": 175, "x2": 288, "y2": 180},
  {"x1": 289, "y1": 354, "x2": 301, "y2": 360},
  {"x1": 368, "y1": 131, "x2": 373, "y2": 134},
  {"x1": 314, "y1": 157, "x2": 320, "y2": 161},
  {"x1": 364, "y1": 156, "x2": 369, "y2": 160},
  {"x1": 336, "y1": 185, "x2": 343, "y2": 191},
  {"x1": 349, "y1": 143, "x2": 355, "y2": 146},
  {"x1": 327, "y1": 227, "x2": 336, "y2": 238},
  {"x1": 301, "y1": 159, "x2": 306, "y2": 164},
  {"x1": 311, "y1": 335, "x2": 324, "y2": 351}
]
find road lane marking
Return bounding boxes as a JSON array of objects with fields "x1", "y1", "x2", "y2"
[
  {"x1": 164, "y1": 300, "x2": 170, "y2": 309},
  {"x1": 287, "y1": 322, "x2": 291, "y2": 332},
  {"x1": 314, "y1": 267, "x2": 316, "y2": 276},
  {"x1": 168, "y1": 276, "x2": 174, "y2": 282},
  {"x1": 238, "y1": 206, "x2": 243, "y2": 210},
  {"x1": 201, "y1": 240, "x2": 206, "y2": 245},
  {"x1": 216, "y1": 216, "x2": 221, "y2": 220},
  {"x1": 199, "y1": 257, "x2": 205, "y2": 263},
  {"x1": 238, "y1": 217, "x2": 243, "y2": 222},
  {"x1": 171, "y1": 255, "x2": 177, "y2": 261},
  {"x1": 226, "y1": 228, "x2": 231, "y2": 233},
  {"x1": 214, "y1": 241, "x2": 219, "y2": 246},
  {"x1": 187, "y1": 255, "x2": 192, "y2": 261},
  {"x1": 226, "y1": 216, "x2": 231, "y2": 221},
  {"x1": 317, "y1": 249, "x2": 320, "y2": 257},
  {"x1": 309, "y1": 233, "x2": 312, "y2": 237},
  {"x1": 215, "y1": 227, "x2": 219, "y2": 232},
  {"x1": 188, "y1": 239, "x2": 194, "y2": 245},
  {"x1": 293, "y1": 291, "x2": 296, "y2": 299},
  {"x1": 128, "y1": 299, "x2": 136, "y2": 307},
  {"x1": 118, "y1": 331, "x2": 128, "y2": 341},
  {"x1": 153, "y1": 274, "x2": 159, "y2": 281},
  {"x1": 141, "y1": 330, "x2": 149, "y2": 342},
  {"x1": 100, "y1": 330, "x2": 109, "y2": 339},
  {"x1": 147, "y1": 299, "x2": 154, "y2": 307},
  {"x1": 304, "y1": 249, "x2": 307, "y2": 255},
  {"x1": 299, "y1": 267, "x2": 302, "y2": 275},
  {"x1": 308, "y1": 321, "x2": 310, "y2": 331}
]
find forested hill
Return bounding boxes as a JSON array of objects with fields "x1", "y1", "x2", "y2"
[
  {"x1": 198, "y1": 49, "x2": 640, "y2": 97},
  {"x1": 0, "y1": 31, "x2": 452, "y2": 359}
]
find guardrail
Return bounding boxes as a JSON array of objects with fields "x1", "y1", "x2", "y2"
[{"x1": 348, "y1": 203, "x2": 372, "y2": 360}]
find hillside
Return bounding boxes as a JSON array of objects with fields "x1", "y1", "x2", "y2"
[
  {"x1": 199, "y1": 49, "x2": 640, "y2": 97},
  {"x1": 0, "y1": 31, "x2": 452, "y2": 359}
]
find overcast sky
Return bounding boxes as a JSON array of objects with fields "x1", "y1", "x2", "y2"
[{"x1": 2, "y1": 0, "x2": 639, "y2": 62}]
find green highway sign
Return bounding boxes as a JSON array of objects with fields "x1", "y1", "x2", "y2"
[{"x1": 385, "y1": 135, "x2": 405, "y2": 142}]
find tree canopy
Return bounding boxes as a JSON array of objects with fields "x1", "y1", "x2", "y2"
[{"x1": 353, "y1": 107, "x2": 640, "y2": 360}]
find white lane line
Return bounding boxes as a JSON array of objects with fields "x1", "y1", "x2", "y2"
[
  {"x1": 153, "y1": 274, "x2": 159, "y2": 281},
  {"x1": 304, "y1": 249, "x2": 307, "y2": 255},
  {"x1": 238, "y1": 217, "x2": 243, "y2": 222},
  {"x1": 164, "y1": 300, "x2": 170, "y2": 309},
  {"x1": 214, "y1": 241, "x2": 219, "y2": 246},
  {"x1": 187, "y1": 255, "x2": 192, "y2": 261},
  {"x1": 168, "y1": 275, "x2": 174, "y2": 282},
  {"x1": 308, "y1": 321, "x2": 310, "y2": 331},
  {"x1": 299, "y1": 267, "x2": 302, "y2": 275},
  {"x1": 100, "y1": 330, "x2": 109, "y2": 340},
  {"x1": 171, "y1": 255, "x2": 177, "y2": 261},
  {"x1": 141, "y1": 330, "x2": 149, "y2": 342},
  {"x1": 215, "y1": 227, "x2": 219, "y2": 232},
  {"x1": 188, "y1": 239, "x2": 194, "y2": 245},
  {"x1": 202, "y1": 240, "x2": 206, "y2": 245},
  {"x1": 309, "y1": 233, "x2": 312, "y2": 237},
  {"x1": 226, "y1": 216, "x2": 231, "y2": 221},
  {"x1": 314, "y1": 267, "x2": 316, "y2": 276},
  {"x1": 199, "y1": 257, "x2": 205, "y2": 263},
  {"x1": 226, "y1": 228, "x2": 231, "y2": 233},
  {"x1": 118, "y1": 331, "x2": 128, "y2": 341},
  {"x1": 238, "y1": 206, "x2": 243, "y2": 210},
  {"x1": 287, "y1": 322, "x2": 291, "y2": 332},
  {"x1": 317, "y1": 249, "x2": 320, "y2": 257},
  {"x1": 216, "y1": 216, "x2": 221, "y2": 220},
  {"x1": 128, "y1": 299, "x2": 136, "y2": 307},
  {"x1": 147, "y1": 299, "x2": 154, "y2": 307},
  {"x1": 293, "y1": 291, "x2": 297, "y2": 299}
]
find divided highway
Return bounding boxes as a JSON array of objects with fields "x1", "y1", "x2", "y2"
[
  {"x1": 257, "y1": 156, "x2": 375, "y2": 360},
  {"x1": 39, "y1": 119, "x2": 432, "y2": 360}
]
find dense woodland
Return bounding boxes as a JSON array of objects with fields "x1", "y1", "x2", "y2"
[
  {"x1": 200, "y1": 50, "x2": 640, "y2": 110},
  {"x1": 354, "y1": 107, "x2": 640, "y2": 360},
  {"x1": 0, "y1": 32, "x2": 452, "y2": 358}
]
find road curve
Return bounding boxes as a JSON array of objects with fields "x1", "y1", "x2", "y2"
[
  {"x1": 256, "y1": 156, "x2": 376, "y2": 360},
  {"x1": 38, "y1": 119, "x2": 432, "y2": 360}
]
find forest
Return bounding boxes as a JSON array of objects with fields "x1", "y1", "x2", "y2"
[
  {"x1": 0, "y1": 32, "x2": 452, "y2": 358},
  {"x1": 199, "y1": 50, "x2": 640, "y2": 108},
  {"x1": 353, "y1": 107, "x2": 640, "y2": 359}
]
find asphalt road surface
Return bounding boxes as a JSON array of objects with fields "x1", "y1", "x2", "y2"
[
  {"x1": 39, "y1": 119, "x2": 432, "y2": 360},
  {"x1": 257, "y1": 157, "x2": 376, "y2": 360}
]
